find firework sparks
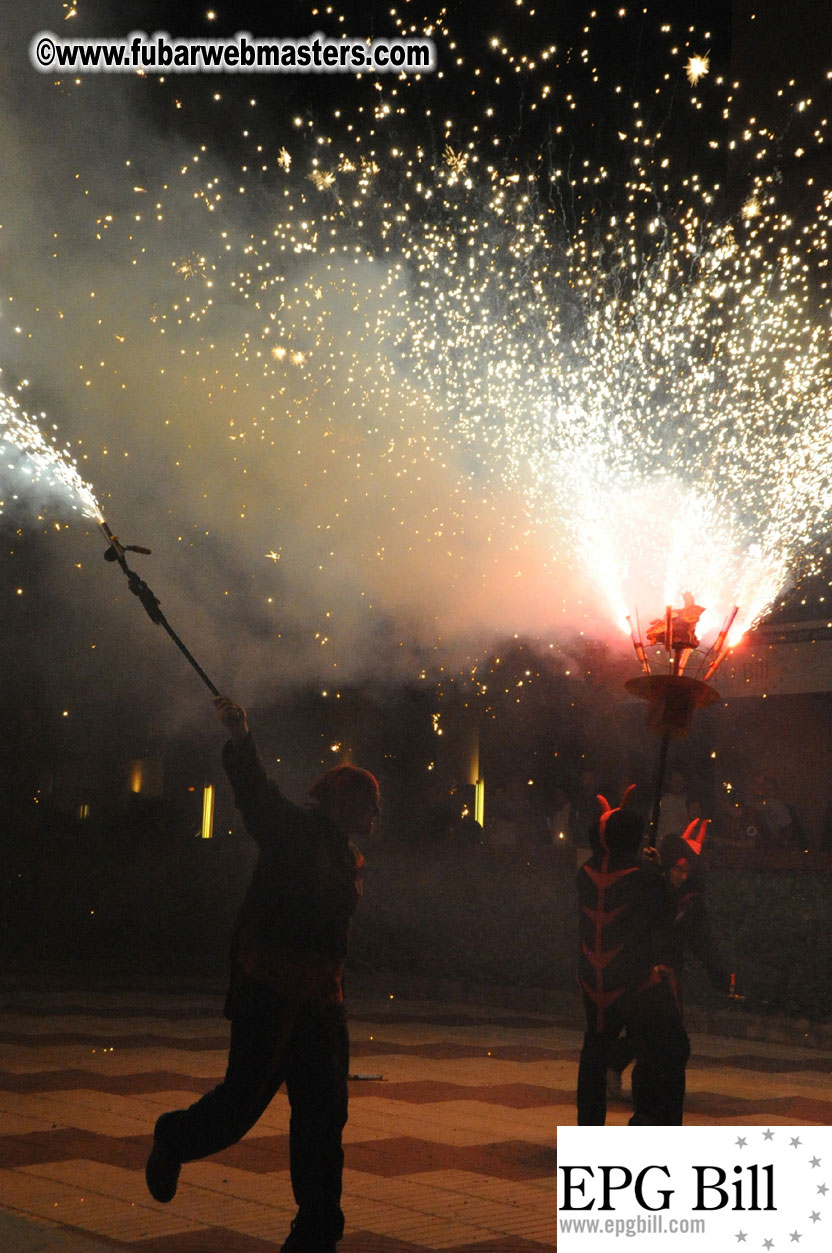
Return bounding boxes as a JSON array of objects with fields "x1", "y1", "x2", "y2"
[
  {"x1": 0, "y1": 392, "x2": 102, "y2": 523},
  {"x1": 5, "y1": 4, "x2": 832, "y2": 673},
  {"x1": 308, "y1": 169, "x2": 336, "y2": 191},
  {"x1": 686, "y1": 54, "x2": 710, "y2": 86},
  {"x1": 176, "y1": 254, "x2": 208, "y2": 280},
  {"x1": 443, "y1": 146, "x2": 470, "y2": 183}
]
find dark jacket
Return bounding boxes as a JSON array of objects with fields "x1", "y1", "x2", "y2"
[
  {"x1": 659, "y1": 834, "x2": 730, "y2": 992},
  {"x1": 577, "y1": 809, "x2": 674, "y2": 1031},
  {"x1": 668, "y1": 872, "x2": 730, "y2": 992},
  {"x1": 222, "y1": 734, "x2": 363, "y2": 1012}
]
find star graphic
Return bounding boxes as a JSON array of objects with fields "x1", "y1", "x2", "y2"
[
  {"x1": 789, "y1": 1232, "x2": 802, "y2": 1243},
  {"x1": 819, "y1": 1184, "x2": 829, "y2": 1196},
  {"x1": 791, "y1": 1137, "x2": 802, "y2": 1149},
  {"x1": 763, "y1": 1242, "x2": 774, "y2": 1251},
  {"x1": 763, "y1": 1129, "x2": 775, "y2": 1141},
  {"x1": 810, "y1": 1157, "x2": 821, "y2": 1168},
  {"x1": 810, "y1": 1211, "x2": 821, "y2": 1223},
  {"x1": 736, "y1": 1136, "x2": 748, "y2": 1148},
  {"x1": 735, "y1": 1233, "x2": 747, "y2": 1244}
]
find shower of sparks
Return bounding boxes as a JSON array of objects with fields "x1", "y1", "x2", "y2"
[
  {"x1": 0, "y1": 391, "x2": 102, "y2": 522},
  {"x1": 6, "y1": 3, "x2": 832, "y2": 668},
  {"x1": 510, "y1": 206, "x2": 832, "y2": 642}
]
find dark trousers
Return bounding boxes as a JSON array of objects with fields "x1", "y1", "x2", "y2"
[
  {"x1": 607, "y1": 1031, "x2": 636, "y2": 1076},
  {"x1": 577, "y1": 985, "x2": 690, "y2": 1126},
  {"x1": 155, "y1": 986, "x2": 349, "y2": 1241}
]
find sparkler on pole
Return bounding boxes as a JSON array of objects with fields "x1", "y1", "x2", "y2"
[
  {"x1": 98, "y1": 518, "x2": 220, "y2": 698},
  {"x1": 626, "y1": 614, "x2": 651, "y2": 675},
  {"x1": 701, "y1": 606, "x2": 741, "y2": 683},
  {"x1": 625, "y1": 594, "x2": 738, "y2": 838},
  {"x1": 0, "y1": 389, "x2": 222, "y2": 698}
]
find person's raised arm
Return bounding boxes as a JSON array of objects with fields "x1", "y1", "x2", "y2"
[
  {"x1": 214, "y1": 696, "x2": 250, "y2": 746},
  {"x1": 213, "y1": 695, "x2": 285, "y2": 845}
]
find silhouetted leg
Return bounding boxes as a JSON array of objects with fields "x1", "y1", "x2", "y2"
[
  {"x1": 577, "y1": 1018, "x2": 620, "y2": 1125},
  {"x1": 284, "y1": 1002, "x2": 350, "y2": 1242},
  {"x1": 628, "y1": 988, "x2": 690, "y2": 1125},
  {"x1": 155, "y1": 993, "x2": 298, "y2": 1162}
]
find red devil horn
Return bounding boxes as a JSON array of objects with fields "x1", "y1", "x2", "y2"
[
  {"x1": 619, "y1": 783, "x2": 636, "y2": 808},
  {"x1": 681, "y1": 817, "x2": 709, "y2": 855},
  {"x1": 694, "y1": 818, "x2": 709, "y2": 852},
  {"x1": 596, "y1": 794, "x2": 614, "y2": 848}
]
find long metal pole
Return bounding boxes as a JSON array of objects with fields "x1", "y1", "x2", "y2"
[
  {"x1": 649, "y1": 729, "x2": 671, "y2": 844},
  {"x1": 99, "y1": 520, "x2": 220, "y2": 697}
]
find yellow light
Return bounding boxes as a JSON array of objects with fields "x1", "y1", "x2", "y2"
[
  {"x1": 201, "y1": 784, "x2": 215, "y2": 840},
  {"x1": 474, "y1": 778, "x2": 485, "y2": 828}
]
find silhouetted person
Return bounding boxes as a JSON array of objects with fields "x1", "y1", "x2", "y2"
[
  {"x1": 577, "y1": 789, "x2": 690, "y2": 1125},
  {"x1": 606, "y1": 819, "x2": 730, "y2": 1098},
  {"x1": 659, "y1": 823, "x2": 731, "y2": 991},
  {"x1": 145, "y1": 697, "x2": 379, "y2": 1253}
]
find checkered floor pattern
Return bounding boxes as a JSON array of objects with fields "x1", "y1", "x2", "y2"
[
  {"x1": 0, "y1": 983, "x2": 830, "y2": 1250},
  {"x1": 0, "y1": 986, "x2": 556, "y2": 1251}
]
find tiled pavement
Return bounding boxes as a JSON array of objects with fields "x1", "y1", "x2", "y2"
[{"x1": 0, "y1": 984, "x2": 830, "y2": 1252}]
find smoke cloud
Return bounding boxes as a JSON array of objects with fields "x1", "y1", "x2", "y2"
[{"x1": 0, "y1": 1, "x2": 605, "y2": 740}]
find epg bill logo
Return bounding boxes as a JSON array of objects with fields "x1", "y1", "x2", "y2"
[
  {"x1": 557, "y1": 1127, "x2": 830, "y2": 1250},
  {"x1": 560, "y1": 1161, "x2": 775, "y2": 1211}
]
